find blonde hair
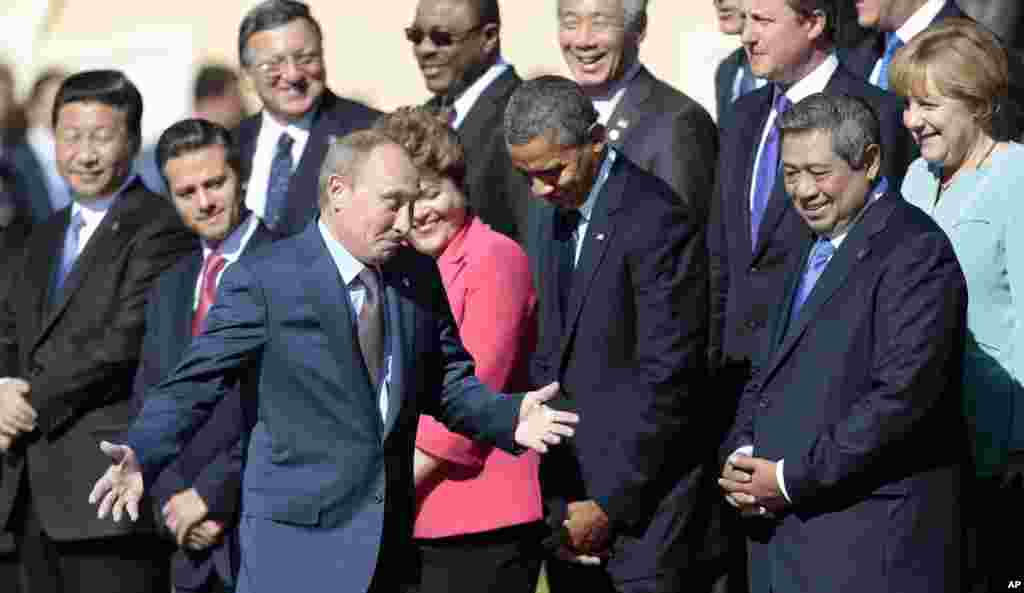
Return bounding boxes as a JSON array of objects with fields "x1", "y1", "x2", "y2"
[{"x1": 889, "y1": 18, "x2": 1009, "y2": 135}]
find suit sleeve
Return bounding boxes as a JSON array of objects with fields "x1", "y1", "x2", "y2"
[
  {"x1": 648, "y1": 104, "x2": 718, "y2": 223},
  {"x1": 783, "y1": 231, "x2": 966, "y2": 506},
  {"x1": 417, "y1": 238, "x2": 536, "y2": 467},
  {"x1": 707, "y1": 127, "x2": 730, "y2": 373},
  {"x1": 0, "y1": 244, "x2": 25, "y2": 378},
  {"x1": 34, "y1": 218, "x2": 196, "y2": 436},
  {"x1": 125, "y1": 260, "x2": 268, "y2": 488}
]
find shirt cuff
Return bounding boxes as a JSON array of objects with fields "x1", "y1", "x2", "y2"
[
  {"x1": 730, "y1": 445, "x2": 754, "y2": 461},
  {"x1": 776, "y1": 458, "x2": 792, "y2": 503}
]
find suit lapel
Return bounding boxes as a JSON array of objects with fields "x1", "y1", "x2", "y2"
[
  {"x1": 172, "y1": 254, "x2": 204, "y2": 354},
  {"x1": 24, "y1": 212, "x2": 69, "y2": 340},
  {"x1": 381, "y1": 268, "x2": 415, "y2": 439},
  {"x1": 457, "y1": 68, "x2": 519, "y2": 147},
  {"x1": 606, "y1": 67, "x2": 653, "y2": 149}
]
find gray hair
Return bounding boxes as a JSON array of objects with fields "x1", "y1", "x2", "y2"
[
  {"x1": 317, "y1": 130, "x2": 398, "y2": 208},
  {"x1": 556, "y1": 0, "x2": 648, "y2": 35},
  {"x1": 238, "y1": 0, "x2": 323, "y2": 68},
  {"x1": 504, "y1": 75, "x2": 598, "y2": 147},
  {"x1": 778, "y1": 93, "x2": 881, "y2": 169}
]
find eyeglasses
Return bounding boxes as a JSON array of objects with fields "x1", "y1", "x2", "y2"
[
  {"x1": 252, "y1": 50, "x2": 323, "y2": 77},
  {"x1": 404, "y1": 24, "x2": 484, "y2": 47}
]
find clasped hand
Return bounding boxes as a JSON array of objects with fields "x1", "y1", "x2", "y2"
[
  {"x1": 718, "y1": 453, "x2": 787, "y2": 516},
  {"x1": 0, "y1": 378, "x2": 36, "y2": 452},
  {"x1": 163, "y1": 488, "x2": 225, "y2": 551}
]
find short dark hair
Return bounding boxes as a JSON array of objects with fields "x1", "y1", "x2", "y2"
[
  {"x1": 505, "y1": 75, "x2": 598, "y2": 147},
  {"x1": 238, "y1": 0, "x2": 323, "y2": 68},
  {"x1": 778, "y1": 92, "x2": 881, "y2": 169},
  {"x1": 468, "y1": 0, "x2": 501, "y2": 26},
  {"x1": 786, "y1": 0, "x2": 837, "y2": 45},
  {"x1": 155, "y1": 118, "x2": 241, "y2": 188},
  {"x1": 52, "y1": 70, "x2": 143, "y2": 152},
  {"x1": 194, "y1": 64, "x2": 240, "y2": 104}
]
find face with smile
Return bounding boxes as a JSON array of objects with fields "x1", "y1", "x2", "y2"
[
  {"x1": 244, "y1": 18, "x2": 326, "y2": 125},
  {"x1": 55, "y1": 101, "x2": 136, "y2": 201},
  {"x1": 411, "y1": 0, "x2": 495, "y2": 97},
  {"x1": 715, "y1": 0, "x2": 746, "y2": 35},
  {"x1": 558, "y1": 0, "x2": 641, "y2": 92},
  {"x1": 165, "y1": 144, "x2": 245, "y2": 245},
  {"x1": 509, "y1": 128, "x2": 606, "y2": 211},
  {"x1": 741, "y1": 0, "x2": 824, "y2": 84},
  {"x1": 395, "y1": 174, "x2": 468, "y2": 258},
  {"x1": 782, "y1": 129, "x2": 879, "y2": 237},
  {"x1": 902, "y1": 76, "x2": 986, "y2": 173},
  {"x1": 854, "y1": 0, "x2": 925, "y2": 32}
]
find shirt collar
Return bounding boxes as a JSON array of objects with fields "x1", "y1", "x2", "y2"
[
  {"x1": 894, "y1": 0, "x2": 946, "y2": 43},
  {"x1": 202, "y1": 212, "x2": 259, "y2": 261},
  {"x1": 261, "y1": 99, "x2": 318, "y2": 140},
  {"x1": 577, "y1": 147, "x2": 618, "y2": 223},
  {"x1": 827, "y1": 177, "x2": 889, "y2": 247},
  {"x1": 70, "y1": 173, "x2": 137, "y2": 224},
  {"x1": 586, "y1": 60, "x2": 644, "y2": 103},
  {"x1": 318, "y1": 217, "x2": 366, "y2": 286},
  {"x1": 780, "y1": 53, "x2": 839, "y2": 105},
  {"x1": 451, "y1": 58, "x2": 510, "y2": 128}
]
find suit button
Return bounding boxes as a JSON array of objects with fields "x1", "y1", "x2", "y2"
[
  {"x1": 30, "y1": 364, "x2": 43, "y2": 378},
  {"x1": 749, "y1": 264, "x2": 759, "y2": 273},
  {"x1": 759, "y1": 398, "x2": 770, "y2": 409},
  {"x1": 374, "y1": 492, "x2": 384, "y2": 504}
]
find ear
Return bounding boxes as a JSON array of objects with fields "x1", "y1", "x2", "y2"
[
  {"x1": 327, "y1": 173, "x2": 352, "y2": 211},
  {"x1": 863, "y1": 144, "x2": 882, "y2": 182},
  {"x1": 805, "y1": 9, "x2": 827, "y2": 43},
  {"x1": 482, "y1": 23, "x2": 500, "y2": 54}
]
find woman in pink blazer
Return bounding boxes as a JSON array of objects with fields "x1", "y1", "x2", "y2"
[{"x1": 375, "y1": 108, "x2": 543, "y2": 593}]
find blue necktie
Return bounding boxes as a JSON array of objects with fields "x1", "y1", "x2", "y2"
[
  {"x1": 791, "y1": 237, "x2": 835, "y2": 319},
  {"x1": 751, "y1": 89, "x2": 792, "y2": 249},
  {"x1": 53, "y1": 211, "x2": 84, "y2": 306},
  {"x1": 265, "y1": 132, "x2": 294, "y2": 232},
  {"x1": 876, "y1": 32, "x2": 904, "y2": 90}
]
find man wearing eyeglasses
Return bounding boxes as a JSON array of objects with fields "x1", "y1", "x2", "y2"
[
  {"x1": 236, "y1": 0, "x2": 379, "y2": 237},
  {"x1": 408, "y1": 0, "x2": 532, "y2": 243}
]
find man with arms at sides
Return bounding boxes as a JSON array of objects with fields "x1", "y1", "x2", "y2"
[
  {"x1": 557, "y1": 0, "x2": 718, "y2": 221},
  {"x1": 409, "y1": 0, "x2": 531, "y2": 242},
  {"x1": 708, "y1": 0, "x2": 912, "y2": 449},
  {"x1": 510, "y1": 76, "x2": 714, "y2": 593},
  {"x1": 0, "y1": 69, "x2": 197, "y2": 593},
  {"x1": 236, "y1": 0, "x2": 379, "y2": 237},
  {"x1": 138, "y1": 118, "x2": 282, "y2": 593},
  {"x1": 719, "y1": 92, "x2": 967, "y2": 593},
  {"x1": 88, "y1": 129, "x2": 578, "y2": 593},
  {"x1": 714, "y1": 0, "x2": 766, "y2": 123}
]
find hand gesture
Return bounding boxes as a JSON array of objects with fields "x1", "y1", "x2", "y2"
[
  {"x1": 163, "y1": 488, "x2": 209, "y2": 547},
  {"x1": 0, "y1": 378, "x2": 36, "y2": 451},
  {"x1": 514, "y1": 382, "x2": 578, "y2": 453},
  {"x1": 88, "y1": 441, "x2": 144, "y2": 522},
  {"x1": 185, "y1": 519, "x2": 225, "y2": 551},
  {"x1": 719, "y1": 454, "x2": 787, "y2": 515},
  {"x1": 565, "y1": 500, "x2": 611, "y2": 555}
]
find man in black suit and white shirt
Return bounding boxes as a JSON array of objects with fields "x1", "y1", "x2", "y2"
[{"x1": 235, "y1": 0, "x2": 380, "y2": 237}]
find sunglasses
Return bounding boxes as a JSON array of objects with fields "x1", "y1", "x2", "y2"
[{"x1": 404, "y1": 24, "x2": 484, "y2": 47}]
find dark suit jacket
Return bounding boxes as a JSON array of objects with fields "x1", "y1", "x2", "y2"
[
  {"x1": 5, "y1": 141, "x2": 55, "y2": 225},
  {"x1": 605, "y1": 66, "x2": 718, "y2": 223},
  {"x1": 708, "y1": 64, "x2": 913, "y2": 385},
  {"x1": 715, "y1": 47, "x2": 748, "y2": 124},
  {"x1": 528, "y1": 154, "x2": 712, "y2": 583},
  {"x1": 124, "y1": 223, "x2": 524, "y2": 591},
  {"x1": 237, "y1": 90, "x2": 380, "y2": 237},
  {"x1": 0, "y1": 179, "x2": 197, "y2": 541},
  {"x1": 427, "y1": 67, "x2": 531, "y2": 242},
  {"x1": 137, "y1": 220, "x2": 277, "y2": 591},
  {"x1": 722, "y1": 192, "x2": 967, "y2": 593}
]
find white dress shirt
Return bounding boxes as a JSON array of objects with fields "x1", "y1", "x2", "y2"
[
  {"x1": 590, "y1": 61, "x2": 643, "y2": 126},
  {"x1": 451, "y1": 58, "x2": 510, "y2": 130},
  {"x1": 869, "y1": 0, "x2": 946, "y2": 86},
  {"x1": 318, "y1": 219, "x2": 390, "y2": 421},
  {"x1": 245, "y1": 108, "x2": 315, "y2": 221},
  {"x1": 749, "y1": 54, "x2": 840, "y2": 213},
  {"x1": 192, "y1": 214, "x2": 260, "y2": 309}
]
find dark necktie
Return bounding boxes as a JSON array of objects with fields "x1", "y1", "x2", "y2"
[
  {"x1": 265, "y1": 132, "x2": 294, "y2": 232},
  {"x1": 736, "y1": 62, "x2": 757, "y2": 101},
  {"x1": 192, "y1": 252, "x2": 228, "y2": 336},
  {"x1": 750, "y1": 89, "x2": 792, "y2": 250},
  {"x1": 876, "y1": 32, "x2": 904, "y2": 91},
  {"x1": 556, "y1": 208, "x2": 582, "y2": 325},
  {"x1": 790, "y1": 237, "x2": 835, "y2": 319},
  {"x1": 52, "y1": 212, "x2": 84, "y2": 306},
  {"x1": 357, "y1": 267, "x2": 384, "y2": 392}
]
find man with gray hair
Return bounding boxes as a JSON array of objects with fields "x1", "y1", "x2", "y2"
[
  {"x1": 509, "y1": 75, "x2": 716, "y2": 593},
  {"x1": 719, "y1": 92, "x2": 966, "y2": 593},
  {"x1": 556, "y1": 0, "x2": 718, "y2": 221}
]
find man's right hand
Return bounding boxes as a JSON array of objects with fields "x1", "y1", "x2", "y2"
[
  {"x1": 88, "y1": 441, "x2": 144, "y2": 522},
  {"x1": 0, "y1": 378, "x2": 36, "y2": 451}
]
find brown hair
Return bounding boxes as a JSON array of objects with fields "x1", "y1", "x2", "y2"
[
  {"x1": 373, "y1": 106, "x2": 467, "y2": 193},
  {"x1": 889, "y1": 18, "x2": 1009, "y2": 135}
]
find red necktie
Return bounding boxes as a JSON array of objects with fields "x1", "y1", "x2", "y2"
[{"x1": 192, "y1": 252, "x2": 228, "y2": 336}]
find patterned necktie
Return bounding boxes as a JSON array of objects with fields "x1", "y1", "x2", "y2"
[
  {"x1": 557, "y1": 208, "x2": 582, "y2": 325},
  {"x1": 876, "y1": 32, "x2": 904, "y2": 91},
  {"x1": 264, "y1": 132, "x2": 294, "y2": 232},
  {"x1": 55, "y1": 211, "x2": 85, "y2": 298},
  {"x1": 357, "y1": 267, "x2": 384, "y2": 392},
  {"x1": 192, "y1": 252, "x2": 228, "y2": 336},
  {"x1": 791, "y1": 237, "x2": 835, "y2": 319},
  {"x1": 750, "y1": 88, "x2": 792, "y2": 249}
]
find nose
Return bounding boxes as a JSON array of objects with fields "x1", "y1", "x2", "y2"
[
  {"x1": 196, "y1": 188, "x2": 216, "y2": 212},
  {"x1": 571, "y1": 19, "x2": 598, "y2": 49},
  {"x1": 740, "y1": 17, "x2": 754, "y2": 44},
  {"x1": 789, "y1": 173, "x2": 817, "y2": 203},
  {"x1": 393, "y1": 202, "x2": 413, "y2": 236}
]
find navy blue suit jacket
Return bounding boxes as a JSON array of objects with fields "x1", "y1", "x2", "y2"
[
  {"x1": 527, "y1": 155, "x2": 713, "y2": 584},
  {"x1": 135, "y1": 221, "x2": 277, "y2": 591},
  {"x1": 236, "y1": 90, "x2": 380, "y2": 237},
  {"x1": 722, "y1": 192, "x2": 967, "y2": 593},
  {"x1": 5, "y1": 141, "x2": 55, "y2": 225},
  {"x1": 714, "y1": 47, "x2": 748, "y2": 124},
  {"x1": 124, "y1": 223, "x2": 523, "y2": 592},
  {"x1": 708, "y1": 64, "x2": 913, "y2": 383}
]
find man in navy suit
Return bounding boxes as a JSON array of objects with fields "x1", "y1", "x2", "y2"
[
  {"x1": 719, "y1": 92, "x2": 966, "y2": 593},
  {"x1": 714, "y1": 0, "x2": 765, "y2": 123},
  {"x1": 88, "y1": 128, "x2": 578, "y2": 593},
  {"x1": 511, "y1": 76, "x2": 714, "y2": 593},
  {"x1": 136, "y1": 119, "x2": 281, "y2": 593},
  {"x1": 235, "y1": 0, "x2": 380, "y2": 236}
]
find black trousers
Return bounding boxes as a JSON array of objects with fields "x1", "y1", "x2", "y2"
[
  {"x1": 967, "y1": 460, "x2": 1024, "y2": 593},
  {"x1": 11, "y1": 481, "x2": 171, "y2": 593},
  {"x1": 415, "y1": 522, "x2": 545, "y2": 593}
]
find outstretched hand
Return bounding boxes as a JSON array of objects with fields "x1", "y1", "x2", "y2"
[
  {"x1": 88, "y1": 441, "x2": 144, "y2": 522},
  {"x1": 514, "y1": 382, "x2": 578, "y2": 453}
]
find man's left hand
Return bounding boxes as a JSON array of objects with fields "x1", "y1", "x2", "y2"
[
  {"x1": 718, "y1": 455, "x2": 788, "y2": 514},
  {"x1": 162, "y1": 488, "x2": 209, "y2": 547},
  {"x1": 564, "y1": 500, "x2": 611, "y2": 555},
  {"x1": 185, "y1": 519, "x2": 225, "y2": 551},
  {"x1": 514, "y1": 382, "x2": 578, "y2": 453}
]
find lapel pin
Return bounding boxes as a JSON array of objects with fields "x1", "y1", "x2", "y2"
[
  {"x1": 857, "y1": 248, "x2": 870, "y2": 260},
  {"x1": 111, "y1": 220, "x2": 120, "y2": 232},
  {"x1": 402, "y1": 277, "x2": 411, "y2": 288},
  {"x1": 608, "y1": 129, "x2": 621, "y2": 142},
  {"x1": 596, "y1": 233, "x2": 606, "y2": 241},
  {"x1": 617, "y1": 119, "x2": 629, "y2": 128}
]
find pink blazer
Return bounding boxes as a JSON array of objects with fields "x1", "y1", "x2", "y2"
[{"x1": 414, "y1": 216, "x2": 542, "y2": 538}]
